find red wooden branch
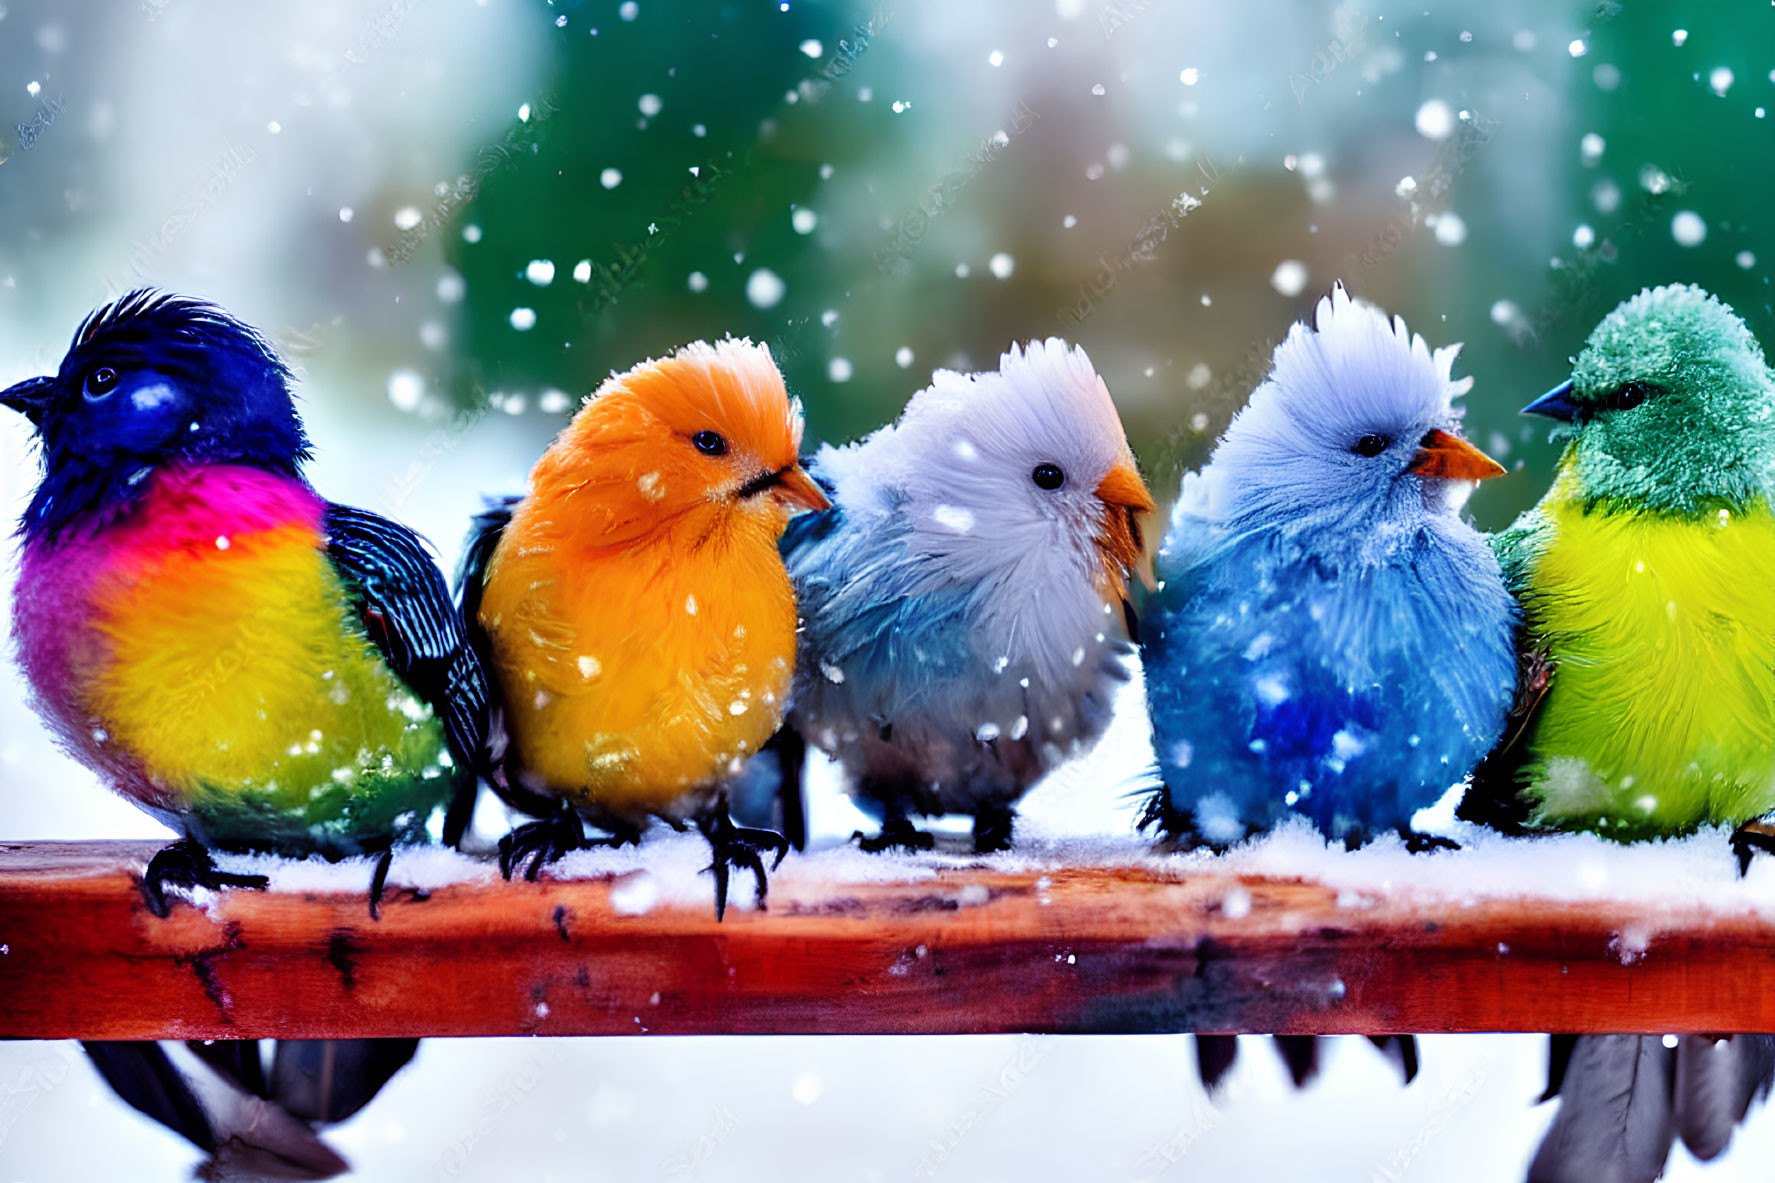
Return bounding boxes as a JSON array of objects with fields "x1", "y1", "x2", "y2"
[{"x1": 0, "y1": 840, "x2": 1770, "y2": 1039}]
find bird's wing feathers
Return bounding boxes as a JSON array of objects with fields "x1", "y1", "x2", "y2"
[
  {"x1": 323, "y1": 503, "x2": 489, "y2": 843},
  {"x1": 454, "y1": 494, "x2": 521, "y2": 677},
  {"x1": 785, "y1": 486, "x2": 978, "y2": 704},
  {"x1": 1458, "y1": 510, "x2": 1561, "y2": 832},
  {"x1": 1457, "y1": 643, "x2": 1555, "y2": 832},
  {"x1": 451, "y1": 495, "x2": 560, "y2": 819}
]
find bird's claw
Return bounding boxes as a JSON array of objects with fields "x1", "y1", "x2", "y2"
[
  {"x1": 1135, "y1": 795, "x2": 1224, "y2": 852},
  {"x1": 140, "y1": 838, "x2": 269, "y2": 918},
  {"x1": 700, "y1": 809, "x2": 789, "y2": 921},
  {"x1": 367, "y1": 847, "x2": 394, "y2": 921},
  {"x1": 1401, "y1": 829, "x2": 1461, "y2": 854},
  {"x1": 972, "y1": 806, "x2": 1015, "y2": 854},
  {"x1": 852, "y1": 817, "x2": 935, "y2": 854},
  {"x1": 497, "y1": 809, "x2": 588, "y2": 882},
  {"x1": 1731, "y1": 822, "x2": 1775, "y2": 878}
]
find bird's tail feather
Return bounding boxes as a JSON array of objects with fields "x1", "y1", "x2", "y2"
[
  {"x1": 268, "y1": 1039, "x2": 420, "y2": 1125},
  {"x1": 1273, "y1": 1035, "x2": 1321, "y2": 1088},
  {"x1": 1528, "y1": 1034, "x2": 1773, "y2": 1183},
  {"x1": 1528, "y1": 1034, "x2": 1676, "y2": 1183},
  {"x1": 1367, "y1": 1034, "x2": 1421, "y2": 1085},
  {"x1": 1673, "y1": 1034, "x2": 1775, "y2": 1162},
  {"x1": 84, "y1": 1039, "x2": 418, "y2": 1179},
  {"x1": 1194, "y1": 1035, "x2": 1239, "y2": 1092},
  {"x1": 1192, "y1": 1034, "x2": 1417, "y2": 1095}
]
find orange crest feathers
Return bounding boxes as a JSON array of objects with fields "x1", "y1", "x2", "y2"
[{"x1": 525, "y1": 338, "x2": 810, "y2": 548}]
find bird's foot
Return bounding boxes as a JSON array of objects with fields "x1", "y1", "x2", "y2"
[
  {"x1": 852, "y1": 817, "x2": 936, "y2": 854},
  {"x1": 1400, "y1": 829, "x2": 1461, "y2": 854},
  {"x1": 699, "y1": 807, "x2": 788, "y2": 922},
  {"x1": 497, "y1": 807, "x2": 587, "y2": 882},
  {"x1": 367, "y1": 847, "x2": 394, "y2": 920},
  {"x1": 1731, "y1": 821, "x2": 1775, "y2": 878},
  {"x1": 972, "y1": 806, "x2": 1015, "y2": 854},
  {"x1": 141, "y1": 839, "x2": 269, "y2": 918},
  {"x1": 1134, "y1": 790, "x2": 1219, "y2": 850}
]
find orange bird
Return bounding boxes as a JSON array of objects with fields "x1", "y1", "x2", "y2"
[{"x1": 459, "y1": 338, "x2": 828, "y2": 917}]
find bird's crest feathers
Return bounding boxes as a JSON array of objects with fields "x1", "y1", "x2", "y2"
[
  {"x1": 1188, "y1": 282, "x2": 1478, "y2": 536},
  {"x1": 572, "y1": 336, "x2": 802, "y2": 461},
  {"x1": 63, "y1": 288, "x2": 294, "y2": 391},
  {"x1": 897, "y1": 337, "x2": 1136, "y2": 472},
  {"x1": 1260, "y1": 282, "x2": 1471, "y2": 436}
]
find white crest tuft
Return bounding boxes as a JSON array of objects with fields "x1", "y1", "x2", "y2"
[{"x1": 1188, "y1": 282, "x2": 1480, "y2": 534}]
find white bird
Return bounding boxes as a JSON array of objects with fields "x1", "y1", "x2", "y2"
[{"x1": 756, "y1": 339, "x2": 1156, "y2": 852}]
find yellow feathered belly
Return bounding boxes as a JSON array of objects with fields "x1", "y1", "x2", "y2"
[
  {"x1": 1523, "y1": 494, "x2": 1775, "y2": 833},
  {"x1": 481, "y1": 535, "x2": 796, "y2": 818}
]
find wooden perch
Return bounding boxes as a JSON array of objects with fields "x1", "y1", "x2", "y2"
[{"x1": 2, "y1": 840, "x2": 1773, "y2": 1040}]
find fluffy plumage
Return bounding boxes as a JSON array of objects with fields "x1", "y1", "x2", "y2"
[
  {"x1": 1142, "y1": 284, "x2": 1516, "y2": 845},
  {"x1": 778, "y1": 338, "x2": 1155, "y2": 849},
  {"x1": 1468, "y1": 284, "x2": 1775, "y2": 837},
  {"x1": 3, "y1": 291, "x2": 485, "y2": 878},
  {"x1": 461, "y1": 337, "x2": 828, "y2": 915}
]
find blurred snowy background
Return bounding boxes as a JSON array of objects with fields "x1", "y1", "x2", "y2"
[{"x1": 3, "y1": 0, "x2": 1775, "y2": 1178}]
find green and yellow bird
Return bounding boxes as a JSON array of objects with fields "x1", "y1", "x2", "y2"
[
  {"x1": 1463, "y1": 284, "x2": 1775, "y2": 846},
  {"x1": 1461, "y1": 285, "x2": 1775, "y2": 1183}
]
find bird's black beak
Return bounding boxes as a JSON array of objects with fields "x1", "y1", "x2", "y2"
[
  {"x1": 0, "y1": 376, "x2": 55, "y2": 425},
  {"x1": 1522, "y1": 379, "x2": 1580, "y2": 422}
]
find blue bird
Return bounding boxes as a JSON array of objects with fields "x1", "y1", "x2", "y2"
[
  {"x1": 762, "y1": 339, "x2": 1157, "y2": 853},
  {"x1": 1139, "y1": 284, "x2": 1517, "y2": 1095},
  {"x1": 1141, "y1": 283, "x2": 1516, "y2": 850}
]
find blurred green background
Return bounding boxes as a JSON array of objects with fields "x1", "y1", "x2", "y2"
[{"x1": 440, "y1": 0, "x2": 1775, "y2": 526}]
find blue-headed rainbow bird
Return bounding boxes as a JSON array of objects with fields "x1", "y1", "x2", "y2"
[
  {"x1": 1455, "y1": 285, "x2": 1775, "y2": 1183},
  {"x1": 2, "y1": 290, "x2": 480, "y2": 1176},
  {"x1": 762, "y1": 338, "x2": 1156, "y2": 854},
  {"x1": 458, "y1": 338, "x2": 828, "y2": 919},
  {"x1": 3, "y1": 290, "x2": 486, "y2": 913}
]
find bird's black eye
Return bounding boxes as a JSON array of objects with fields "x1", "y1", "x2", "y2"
[
  {"x1": 1032, "y1": 462, "x2": 1065, "y2": 491},
  {"x1": 692, "y1": 430, "x2": 727, "y2": 456},
  {"x1": 84, "y1": 367, "x2": 119, "y2": 401},
  {"x1": 1603, "y1": 381, "x2": 1657, "y2": 411},
  {"x1": 1352, "y1": 434, "x2": 1390, "y2": 457}
]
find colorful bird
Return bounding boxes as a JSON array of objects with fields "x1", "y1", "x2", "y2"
[
  {"x1": 1455, "y1": 285, "x2": 1775, "y2": 1183},
  {"x1": 459, "y1": 337, "x2": 829, "y2": 918},
  {"x1": 2, "y1": 290, "x2": 486, "y2": 917},
  {"x1": 768, "y1": 338, "x2": 1156, "y2": 853},
  {"x1": 1141, "y1": 283, "x2": 1515, "y2": 851},
  {"x1": 1463, "y1": 284, "x2": 1775, "y2": 845}
]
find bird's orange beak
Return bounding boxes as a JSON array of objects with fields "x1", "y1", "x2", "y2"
[
  {"x1": 1094, "y1": 459, "x2": 1159, "y2": 594},
  {"x1": 1407, "y1": 428, "x2": 1506, "y2": 481},
  {"x1": 772, "y1": 463, "x2": 832, "y2": 513}
]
